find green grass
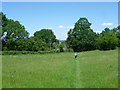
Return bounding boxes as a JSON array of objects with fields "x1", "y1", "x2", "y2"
[
  {"x1": 2, "y1": 50, "x2": 118, "y2": 88},
  {"x1": 0, "y1": 52, "x2": 2, "y2": 89}
]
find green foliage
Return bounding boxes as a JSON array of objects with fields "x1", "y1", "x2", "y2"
[
  {"x1": 28, "y1": 37, "x2": 47, "y2": 51},
  {"x1": 0, "y1": 12, "x2": 7, "y2": 38},
  {"x1": 98, "y1": 28, "x2": 118, "y2": 50},
  {"x1": 117, "y1": 25, "x2": 120, "y2": 47},
  {"x1": 34, "y1": 29, "x2": 56, "y2": 43},
  {"x1": 1, "y1": 12, "x2": 59, "y2": 51},
  {"x1": 117, "y1": 33, "x2": 120, "y2": 47},
  {"x1": 1, "y1": 12, "x2": 29, "y2": 51},
  {"x1": 67, "y1": 18, "x2": 98, "y2": 52},
  {"x1": 2, "y1": 19, "x2": 29, "y2": 41},
  {"x1": 64, "y1": 48, "x2": 74, "y2": 52},
  {"x1": 1, "y1": 12, "x2": 119, "y2": 52},
  {"x1": 59, "y1": 44, "x2": 64, "y2": 52},
  {"x1": 2, "y1": 51, "x2": 33, "y2": 55},
  {"x1": 33, "y1": 29, "x2": 59, "y2": 50},
  {"x1": 1, "y1": 50, "x2": 59, "y2": 55}
]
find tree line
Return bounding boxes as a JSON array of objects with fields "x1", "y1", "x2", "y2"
[
  {"x1": 0, "y1": 12, "x2": 59, "y2": 52},
  {"x1": 0, "y1": 12, "x2": 120, "y2": 52},
  {"x1": 67, "y1": 18, "x2": 120, "y2": 52}
]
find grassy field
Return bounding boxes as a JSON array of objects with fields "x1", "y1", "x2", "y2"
[
  {"x1": 0, "y1": 52, "x2": 2, "y2": 89},
  {"x1": 2, "y1": 49, "x2": 118, "y2": 88}
]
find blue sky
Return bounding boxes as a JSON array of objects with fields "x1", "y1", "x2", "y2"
[{"x1": 2, "y1": 2, "x2": 118, "y2": 40}]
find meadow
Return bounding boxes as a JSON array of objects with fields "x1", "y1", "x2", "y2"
[
  {"x1": 0, "y1": 52, "x2": 2, "y2": 89},
  {"x1": 2, "y1": 49, "x2": 118, "y2": 88}
]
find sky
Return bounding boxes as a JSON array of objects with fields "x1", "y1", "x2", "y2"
[{"x1": 2, "y1": 2, "x2": 118, "y2": 40}]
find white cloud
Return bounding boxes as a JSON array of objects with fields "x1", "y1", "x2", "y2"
[
  {"x1": 101, "y1": 23, "x2": 113, "y2": 26},
  {"x1": 58, "y1": 25, "x2": 74, "y2": 29},
  {"x1": 58, "y1": 25, "x2": 64, "y2": 28}
]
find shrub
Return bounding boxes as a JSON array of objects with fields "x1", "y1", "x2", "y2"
[
  {"x1": 59, "y1": 44, "x2": 64, "y2": 52},
  {"x1": 2, "y1": 50, "x2": 59, "y2": 55},
  {"x1": 98, "y1": 33, "x2": 118, "y2": 50},
  {"x1": 65, "y1": 48, "x2": 74, "y2": 52},
  {"x1": 2, "y1": 51, "x2": 35, "y2": 55}
]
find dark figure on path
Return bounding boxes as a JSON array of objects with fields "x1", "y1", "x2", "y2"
[{"x1": 74, "y1": 53, "x2": 77, "y2": 59}]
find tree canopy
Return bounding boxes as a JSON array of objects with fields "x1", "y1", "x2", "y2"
[
  {"x1": 34, "y1": 29, "x2": 57, "y2": 43},
  {"x1": 33, "y1": 29, "x2": 59, "y2": 50},
  {"x1": 98, "y1": 28, "x2": 118, "y2": 50},
  {"x1": 1, "y1": 12, "x2": 119, "y2": 52},
  {"x1": 67, "y1": 18, "x2": 97, "y2": 52},
  {"x1": 1, "y1": 12, "x2": 29, "y2": 50}
]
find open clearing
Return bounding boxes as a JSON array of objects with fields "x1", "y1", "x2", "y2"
[{"x1": 2, "y1": 50, "x2": 118, "y2": 88}]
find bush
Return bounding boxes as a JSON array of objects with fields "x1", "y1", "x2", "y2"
[
  {"x1": 98, "y1": 33, "x2": 118, "y2": 50},
  {"x1": 2, "y1": 47, "x2": 8, "y2": 51},
  {"x1": 2, "y1": 50, "x2": 59, "y2": 55},
  {"x1": 2, "y1": 51, "x2": 36, "y2": 55},
  {"x1": 65, "y1": 48, "x2": 74, "y2": 52},
  {"x1": 59, "y1": 44, "x2": 64, "y2": 52}
]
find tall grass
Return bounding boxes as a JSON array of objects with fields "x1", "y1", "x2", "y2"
[
  {"x1": 2, "y1": 50, "x2": 118, "y2": 88},
  {"x1": 0, "y1": 52, "x2": 2, "y2": 89}
]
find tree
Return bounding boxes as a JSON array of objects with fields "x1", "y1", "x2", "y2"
[
  {"x1": 0, "y1": 12, "x2": 8, "y2": 51},
  {"x1": 1, "y1": 12, "x2": 29, "y2": 50},
  {"x1": 34, "y1": 29, "x2": 58, "y2": 50},
  {"x1": 67, "y1": 18, "x2": 97, "y2": 52},
  {"x1": 29, "y1": 37, "x2": 47, "y2": 51},
  {"x1": 117, "y1": 25, "x2": 120, "y2": 47},
  {"x1": 0, "y1": 12, "x2": 8, "y2": 38},
  {"x1": 98, "y1": 28, "x2": 118, "y2": 50}
]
